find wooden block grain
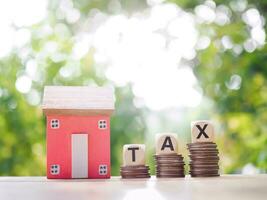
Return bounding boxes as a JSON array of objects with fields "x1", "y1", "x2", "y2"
[
  {"x1": 155, "y1": 133, "x2": 178, "y2": 155},
  {"x1": 71, "y1": 134, "x2": 88, "y2": 178},
  {"x1": 123, "y1": 144, "x2": 145, "y2": 166},
  {"x1": 42, "y1": 86, "x2": 114, "y2": 116},
  {"x1": 191, "y1": 120, "x2": 215, "y2": 143}
]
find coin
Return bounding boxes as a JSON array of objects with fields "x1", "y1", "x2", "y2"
[
  {"x1": 191, "y1": 173, "x2": 220, "y2": 177},
  {"x1": 187, "y1": 142, "x2": 220, "y2": 177},
  {"x1": 121, "y1": 175, "x2": 151, "y2": 178},
  {"x1": 154, "y1": 154, "x2": 185, "y2": 178},
  {"x1": 189, "y1": 155, "x2": 220, "y2": 160},
  {"x1": 120, "y1": 165, "x2": 150, "y2": 179}
]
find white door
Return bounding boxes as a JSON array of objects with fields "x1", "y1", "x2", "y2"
[{"x1": 71, "y1": 134, "x2": 88, "y2": 178}]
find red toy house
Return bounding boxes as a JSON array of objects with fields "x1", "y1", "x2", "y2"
[{"x1": 42, "y1": 86, "x2": 114, "y2": 179}]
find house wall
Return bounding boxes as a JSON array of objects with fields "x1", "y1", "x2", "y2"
[{"x1": 46, "y1": 115, "x2": 110, "y2": 179}]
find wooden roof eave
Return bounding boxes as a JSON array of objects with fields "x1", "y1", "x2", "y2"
[{"x1": 42, "y1": 108, "x2": 114, "y2": 116}]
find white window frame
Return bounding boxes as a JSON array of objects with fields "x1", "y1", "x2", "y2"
[
  {"x1": 98, "y1": 120, "x2": 107, "y2": 130},
  {"x1": 99, "y1": 165, "x2": 107, "y2": 175},
  {"x1": 51, "y1": 119, "x2": 60, "y2": 129},
  {"x1": 50, "y1": 164, "x2": 60, "y2": 175}
]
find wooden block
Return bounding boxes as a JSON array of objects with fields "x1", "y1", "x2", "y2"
[
  {"x1": 123, "y1": 144, "x2": 145, "y2": 166},
  {"x1": 71, "y1": 134, "x2": 88, "y2": 178},
  {"x1": 155, "y1": 133, "x2": 178, "y2": 155},
  {"x1": 191, "y1": 120, "x2": 215, "y2": 143},
  {"x1": 42, "y1": 86, "x2": 114, "y2": 116}
]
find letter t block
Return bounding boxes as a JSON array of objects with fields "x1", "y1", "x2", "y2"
[{"x1": 123, "y1": 144, "x2": 145, "y2": 166}]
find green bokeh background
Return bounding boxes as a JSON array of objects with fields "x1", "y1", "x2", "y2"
[{"x1": 0, "y1": 0, "x2": 266, "y2": 176}]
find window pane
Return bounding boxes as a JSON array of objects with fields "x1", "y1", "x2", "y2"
[{"x1": 51, "y1": 119, "x2": 59, "y2": 129}]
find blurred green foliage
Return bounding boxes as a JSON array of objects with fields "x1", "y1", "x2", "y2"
[
  {"x1": 0, "y1": 0, "x2": 266, "y2": 176},
  {"x1": 194, "y1": 5, "x2": 267, "y2": 172}
]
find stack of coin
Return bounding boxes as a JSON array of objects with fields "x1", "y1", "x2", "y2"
[
  {"x1": 187, "y1": 142, "x2": 220, "y2": 177},
  {"x1": 120, "y1": 165, "x2": 150, "y2": 179},
  {"x1": 154, "y1": 154, "x2": 185, "y2": 178}
]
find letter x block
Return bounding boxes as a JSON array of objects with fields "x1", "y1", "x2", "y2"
[
  {"x1": 191, "y1": 120, "x2": 215, "y2": 143},
  {"x1": 123, "y1": 144, "x2": 145, "y2": 166},
  {"x1": 155, "y1": 133, "x2": 178, "y2": 155}
]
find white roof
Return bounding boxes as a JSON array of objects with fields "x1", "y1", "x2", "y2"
[{"x1": 42, "y1": 86, "x2": 114, "y2": 116}]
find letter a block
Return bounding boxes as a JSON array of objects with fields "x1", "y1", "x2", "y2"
[
  {"x1": 155, "y1": 133, "x2": 178, "y2": 155},
  {"x1": 191, "y1": 120, "x2": 215, "y2": 143},
  {"x1": 123, "y1": 144, "x2": 145, "y2": 166}
]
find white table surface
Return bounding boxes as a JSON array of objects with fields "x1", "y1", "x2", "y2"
[{"x1": 0, "y1": 175, "x2": 266, "y2": 200}]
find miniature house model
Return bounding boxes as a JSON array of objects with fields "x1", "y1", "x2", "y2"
[{"x1": 42, "y1": 86, "x2": 114, "y2": 179}]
